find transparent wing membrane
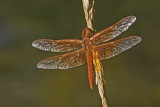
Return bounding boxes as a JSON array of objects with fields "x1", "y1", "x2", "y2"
[
  {"x1": 92, "y1": 36, "x2": 141, "y2": 60},
  {"x1": 32, "y1": 39, "x2": 82, "y2": 52},
  {"x1": 37, "y1": 49, "x2": 86, "y2": 69},
  {"x1": 90, "y1": 16, "x2": 136, "y2": 44}
]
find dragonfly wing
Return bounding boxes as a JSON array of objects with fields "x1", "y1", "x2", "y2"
[
  {"x1": 90, "y1": 16, "x2": 136, "y2": 44},
  {"x1": 32, "y1": 39, "x2": 82, "y2": 52},
  {"x1": 37, "y1": 48, "x2": 86, "y2": 69},
  {"x1": 92, "y1": 36, "x2": 141, "y2": 60}
]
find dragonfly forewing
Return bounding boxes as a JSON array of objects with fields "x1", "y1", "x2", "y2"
[
  {"x1": 32, "y1": 39, "x2": 83, "y2": 52},
  {"x1": 90, "y1": 16, "x2": 136, "y2": 44}
]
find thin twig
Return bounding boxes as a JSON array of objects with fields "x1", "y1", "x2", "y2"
[{"x1": 82, "y1": 0, "x2": 108, "y2": 107}]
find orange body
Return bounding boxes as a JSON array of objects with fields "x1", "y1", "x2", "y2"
[
  {"x1": 86, "y1": 51, "x2": 94, "y2": 89},
  {"x1": 82, "y1": 28, "x2": 94, "y2": 89}
]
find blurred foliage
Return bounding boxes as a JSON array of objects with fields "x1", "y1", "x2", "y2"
[{"x1": 0, "y1": 0, "x2": 160, "y2": 107}]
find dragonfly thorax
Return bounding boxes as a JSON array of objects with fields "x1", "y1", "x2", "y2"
[{"x1": 82, "y1": 28, "x2": 93, "y2": 51}]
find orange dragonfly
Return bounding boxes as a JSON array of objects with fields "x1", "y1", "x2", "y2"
[{"x1": 32, "y1": 16, "x2": 141, "y2": 89}]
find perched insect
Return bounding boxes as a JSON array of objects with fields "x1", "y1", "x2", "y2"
[{"x1": 32, "y1": 16, "x2": 141, "y2": 89}]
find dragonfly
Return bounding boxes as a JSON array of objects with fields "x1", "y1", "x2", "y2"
[{"x1": 32, "y1": 16, "x2": 141, "y2": 89}]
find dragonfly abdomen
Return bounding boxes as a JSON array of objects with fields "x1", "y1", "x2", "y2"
[{"x1": 86, "y1": 51, "x2": 94, "y2": 89}]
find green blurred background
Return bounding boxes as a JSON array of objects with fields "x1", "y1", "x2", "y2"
[{"x1": 0, "y1": 0, "x2": 160, "y2": 107}]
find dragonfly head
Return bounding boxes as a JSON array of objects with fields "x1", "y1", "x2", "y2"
[{"x1": 82, "y1": 27, "x2": 92, "y2": 39}]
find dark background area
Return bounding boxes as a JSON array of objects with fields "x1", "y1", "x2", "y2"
[{"x1": 0, "y1": 0, "x2": 160, "y2": 107}]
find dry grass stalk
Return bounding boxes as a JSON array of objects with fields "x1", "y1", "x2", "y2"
[
  {"x1": 92, "y1": 50, "x2": 107, "y2": 107},
  {"x1": 82, "y1": 0, "x2": 94, "y2": 30},
  {"x1": 82, "y1": 0, "x2": 107, "y2": 107}
]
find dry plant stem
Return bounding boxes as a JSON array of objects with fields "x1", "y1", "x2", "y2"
[
  {"x1": 82, "y1": 0, "x2": 94, "y2": 30},
  {"x1": 93, "y1": 51, "x2": 107, "y2": 107},
  {"x1": 82, "y1": 0, "x2": 107, "y2": 107}
]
